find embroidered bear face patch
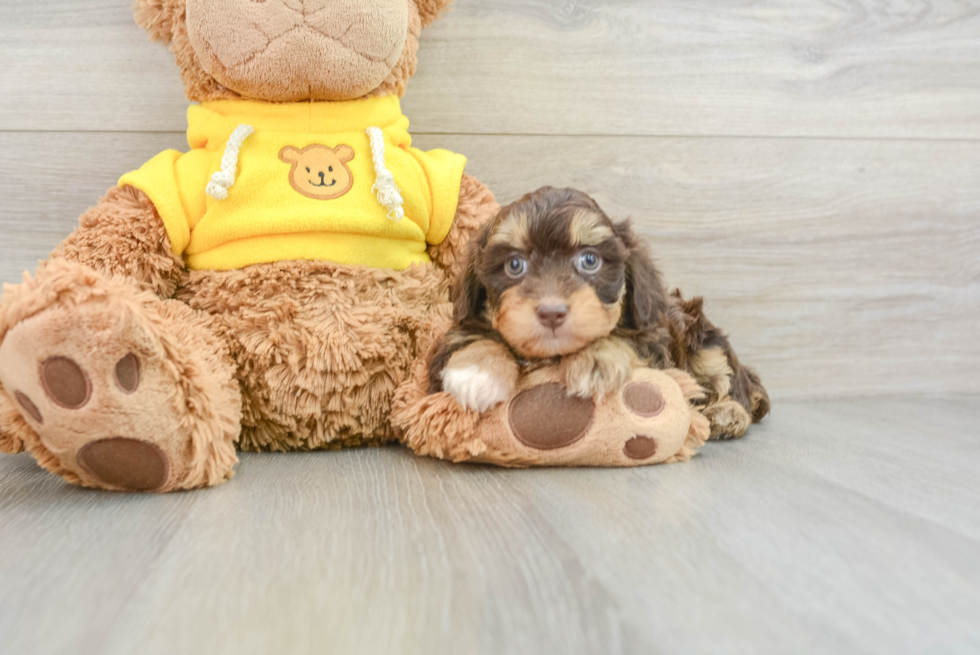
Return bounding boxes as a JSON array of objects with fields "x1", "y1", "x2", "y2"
[{"x1": 279, "y1": 144, "x2": 355, "y2": 200}]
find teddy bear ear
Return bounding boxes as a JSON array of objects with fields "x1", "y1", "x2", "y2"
[
  {"x1": 414, "y1": 0, "x2": 456, "y2": 28},
  {"x1": 334, "y1": 145, "x2": 355, "y2": 163},
  {"x1": 279, "y1": 146, "x2": 301, "y2": 164},
  {"x1": 134, "y1": 0, "x2": 183, "y2": 44}
]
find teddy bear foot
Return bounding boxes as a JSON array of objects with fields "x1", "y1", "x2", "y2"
[
  {"x1": 396, "y1": 363, "x2": 710, "y2": 468},
  {"x1": 474, "y1": 368, "x2": 709, "y2": 467},
  {"x1": 0, "y1": 262, "x2": 241, "y2": 492}
]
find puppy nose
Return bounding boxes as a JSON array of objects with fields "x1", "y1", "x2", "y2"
[{"x1": 536, "y1": 304, "x2": 569, "y2": 330}]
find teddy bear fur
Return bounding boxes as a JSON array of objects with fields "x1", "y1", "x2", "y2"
[{"x1": 0, "y1": 0, "x2": 499, "y2": 492}]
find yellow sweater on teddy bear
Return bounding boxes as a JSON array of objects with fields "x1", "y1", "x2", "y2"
[{"x1": 119, "y1": 95, "x2": 466, "y2": 271}]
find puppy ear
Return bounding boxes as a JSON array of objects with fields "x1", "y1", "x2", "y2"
[
  {"x1": 278, "y1": 146, "x2": 301, "y2": 164},
  {"x1": 451, "y1": 243, "x2": 489, "y2": 327},
  {"x1": 613, "y1": 220, "x2": 669, "y2": 332},
  {"x1": 134, "y1": 0, "x2": 183, "y2": 44},
  {"x1": 334, "y1": 144, "x2": 355, "y2": 163},
  {"x1": 415, "y1": 0, "x2": 456, "y2": 28}
]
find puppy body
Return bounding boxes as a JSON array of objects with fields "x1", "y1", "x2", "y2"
[{"x1": 430, "y1": 187, "x2": 770, "y2": 439}]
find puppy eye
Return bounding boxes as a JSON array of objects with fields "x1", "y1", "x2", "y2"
[
  {"x1": 504, "y1": 256, "x2": 528, "y2": 279},
  {"x1": 576, "y1": 251, "x2": 603, "y2": 274}
]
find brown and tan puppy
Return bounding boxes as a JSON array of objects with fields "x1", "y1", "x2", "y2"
[{"x1": 430, "y1": 187, "x2": 770, "y2": 440}]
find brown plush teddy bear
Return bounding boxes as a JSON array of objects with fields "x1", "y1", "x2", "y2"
[{"x1": 0, "y1": 0, "x2": 499, "y2": 492}]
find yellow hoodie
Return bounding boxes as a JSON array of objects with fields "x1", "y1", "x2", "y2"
[{"x1": 119, "y1": 96, "x2": 466, "y2": 271}]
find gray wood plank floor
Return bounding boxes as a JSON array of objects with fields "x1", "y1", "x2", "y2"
[{"x1": 1, "y1": 397, "x2": 978, "y2": 655}]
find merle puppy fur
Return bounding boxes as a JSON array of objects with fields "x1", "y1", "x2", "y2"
[{"x1": 429, "y1": 187, "x2": 769, "y2": 439}]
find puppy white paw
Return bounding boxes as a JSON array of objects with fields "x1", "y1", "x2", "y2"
[{"x1": 442, "y1": 365, "x2": 514, "y2": 413}]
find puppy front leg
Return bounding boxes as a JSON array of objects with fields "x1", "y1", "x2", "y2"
[
  {"x1": 439, "y1": 340, "x2": 520, "y2": 412},
  {"x1": 560, "y1": 337, "x2": 638, "y2": 400}
]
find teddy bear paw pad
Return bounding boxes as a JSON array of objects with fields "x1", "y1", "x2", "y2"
[
  {"x1": 623, "y1": 435, "x2": 658, "y2": 460},
  {"x1": 40, "y1": 356, "x2": 92, "y2": 409},
  {"x1": 77, "y1": 437, "x2": 170, "y2": 492},
  {"x1": 14, "y1": 390, "x2": 44, "y2": 424},
  {"x1": 622, "y1": 382, "x2": 665, "y2": 418},
  {"x1": 507, "y1": 383, "x2": 595, "y2": 450},
  {"x1": 114, "y1": 353, "x2": 141, "y2": 394}
]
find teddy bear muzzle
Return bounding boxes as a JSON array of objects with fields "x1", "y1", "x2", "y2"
[{"x1": 185, "y1": 0, "x2": 410, "y2": 101}]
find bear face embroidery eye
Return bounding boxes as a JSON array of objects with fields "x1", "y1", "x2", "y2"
[
  {"x1": 306, "y1": 167, "x2": 311, "y2": 173},
  {"x1": 575, "y1": 250, "x2": 603, "y2": 274},
  {"x1": 329, "y1": 166, "x2": 334, "y2": 172},
  {"x1": 505, "y1": 256, "x2": 528, "y2": 279}
]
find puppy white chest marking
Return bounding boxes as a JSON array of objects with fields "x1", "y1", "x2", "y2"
[{"x1": 442, "y1": 365, "x2": 512, "y2": 413}]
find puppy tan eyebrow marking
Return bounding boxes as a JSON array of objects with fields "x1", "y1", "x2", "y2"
[
  {"x1": 569, "y1": 210, "x2": 614, "y2": 247},
  {"x1": 488, "y1": 212, "x2": 530, "y2": 249}
]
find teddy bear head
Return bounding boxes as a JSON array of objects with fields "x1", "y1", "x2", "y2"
[{"x1": 135, "y1": 0, "x2": 455, "y2": 103}]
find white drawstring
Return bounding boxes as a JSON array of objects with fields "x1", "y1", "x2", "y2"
[
  {"x1": 206, "y1": 124, "x2": 255, "y2": 200},
  {"x1": 366, "y1": 127, "x2": 404, "y2": 221}
]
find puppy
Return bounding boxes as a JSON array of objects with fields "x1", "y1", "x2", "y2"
[{"x1": 429, "y1": 187, "x2": 770, "y2": 439}]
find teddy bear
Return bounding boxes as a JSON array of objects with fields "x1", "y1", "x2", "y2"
[{"x1": 0, "y1": 0, "x2": 500, "y2": 492}]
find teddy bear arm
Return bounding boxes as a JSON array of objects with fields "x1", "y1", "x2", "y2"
[
  {"x1": 426, "y1": 173, "x2": 499, "y2": 288},
  {"x1": 50, "y1": 185, "x2": 184, "y2": 299}
]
